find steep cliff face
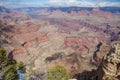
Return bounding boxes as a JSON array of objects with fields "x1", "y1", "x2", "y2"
[
  {"x1": 73, "y1": 41, "x2": 120, "y2": 80},
  {"x1": 97, "y1": 41, "x2": 120, "y2": 80}
]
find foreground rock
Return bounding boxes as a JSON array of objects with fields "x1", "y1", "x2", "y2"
[
  {"x1": 73, "y1": 41, "x2": 120, "y2": 80},
  {"x1": 97, "y1": 41, "x2": 120, "y2": 80}
]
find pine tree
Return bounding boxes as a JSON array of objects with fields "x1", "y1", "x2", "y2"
[
  {"x1": 48, "y1": 65, "x2": 70, "y2": 80},
  {"x1": 0, "y1": 48, "x2": 24, "y2": 80}
]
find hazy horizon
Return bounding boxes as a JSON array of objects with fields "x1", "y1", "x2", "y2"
[{"x1": 0, "y1": 0, "x2": 120, "y2": 8}]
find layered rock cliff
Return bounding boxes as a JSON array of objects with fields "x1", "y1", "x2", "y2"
[
  {"x1": 74, "y1": 41, "x2": 120, "y2": 80},
  {"x1": 97, "y1": 41, "x2": 120, "y2": 80}
]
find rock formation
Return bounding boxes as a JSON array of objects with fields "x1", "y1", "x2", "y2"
[
  {"x1": 97, "y1": 41, "x2": 120, "y2": 80},
  {"x1": 73, "y1": 41, "x2": 120, "y2": 80}
]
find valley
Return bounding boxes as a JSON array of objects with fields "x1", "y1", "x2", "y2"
[{"x1": 0, "y1": 6, "x2": 120, "y2": 80}]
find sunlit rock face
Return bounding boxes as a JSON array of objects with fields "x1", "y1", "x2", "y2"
[{"x1": 97, "y1": 41, "x2": 120, "y2": 80}]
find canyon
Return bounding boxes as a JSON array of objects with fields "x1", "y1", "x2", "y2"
[{"x1": 0, "y1": 6, "x2": 120, "y2": 80}]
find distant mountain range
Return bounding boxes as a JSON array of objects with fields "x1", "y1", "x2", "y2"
[
  {"x1": 0, "y1": 6, "x2": 10, "y2": 13},
  {"x1": 15, "y1": 7, "x2": 120, "y2": 14},
  {"x1": 0, "y1": 6, "x2": 120, "y2": 14}
]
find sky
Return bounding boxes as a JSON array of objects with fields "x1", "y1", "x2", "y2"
[{"x1": 0, "y1": 0, "x2": 120, "y2": 8}]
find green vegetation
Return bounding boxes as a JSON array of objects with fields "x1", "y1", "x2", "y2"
[
  {"x1": 0, "y1": 48, "x2": 25, "y2": 80},
  {"x1": 0, "y1": 48, "x2": 7, "y2": 58},
  {"x1": 48, "y1": 65, "x2": 70, "y2": 80},
  {"x1": 5, "y1": 71, "x2": 18, "y2": 80},
  {"x1": 17, "y1": 61, "x2": 24, "y2": 69}
]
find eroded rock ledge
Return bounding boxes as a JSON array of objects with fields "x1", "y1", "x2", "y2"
[
  {"x1": 97, "y1": 41, "x2": 120, "y2": 80},
  {"x1": 74, "y1": 41, "x2": 120, "y2": 80}
]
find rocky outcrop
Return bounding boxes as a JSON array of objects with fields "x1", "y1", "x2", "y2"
[
  {"x1": 97, "y1": 41, "x2": 120, "y2": 80},
  {"x1": 63, "y1": 36, "x2": 100, "y2": 52},
  {"x1": 36, "y1": 33, "x2": 48, "y2": 42},
  {"x1": 12, "y1": 47, "x2": 27, "y2": 55},
  {"x1": 22, "y1": 39, "x2": 37, "y2": 48},
  {"x1": 91, "y1": 8, "x2": 114, "y2": 19},
  {"x1": 22, "y1": 33, "x2": 48, "y2": 48},
  {"x1": 3, "y1": 22, "x2": 49, "y2": 44},
  {"x1": 51, "y1": 19, "x2": 104, "y2": 33},
  {"x1": 12, "y1": 22, "x2": 39, "y2": 34},
  {"x1": 12, "y1": 47, "x2": 29, "y2": 62},
  {"x1": 73, "y1": 41, "x2": 120, "y2": 80}
]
